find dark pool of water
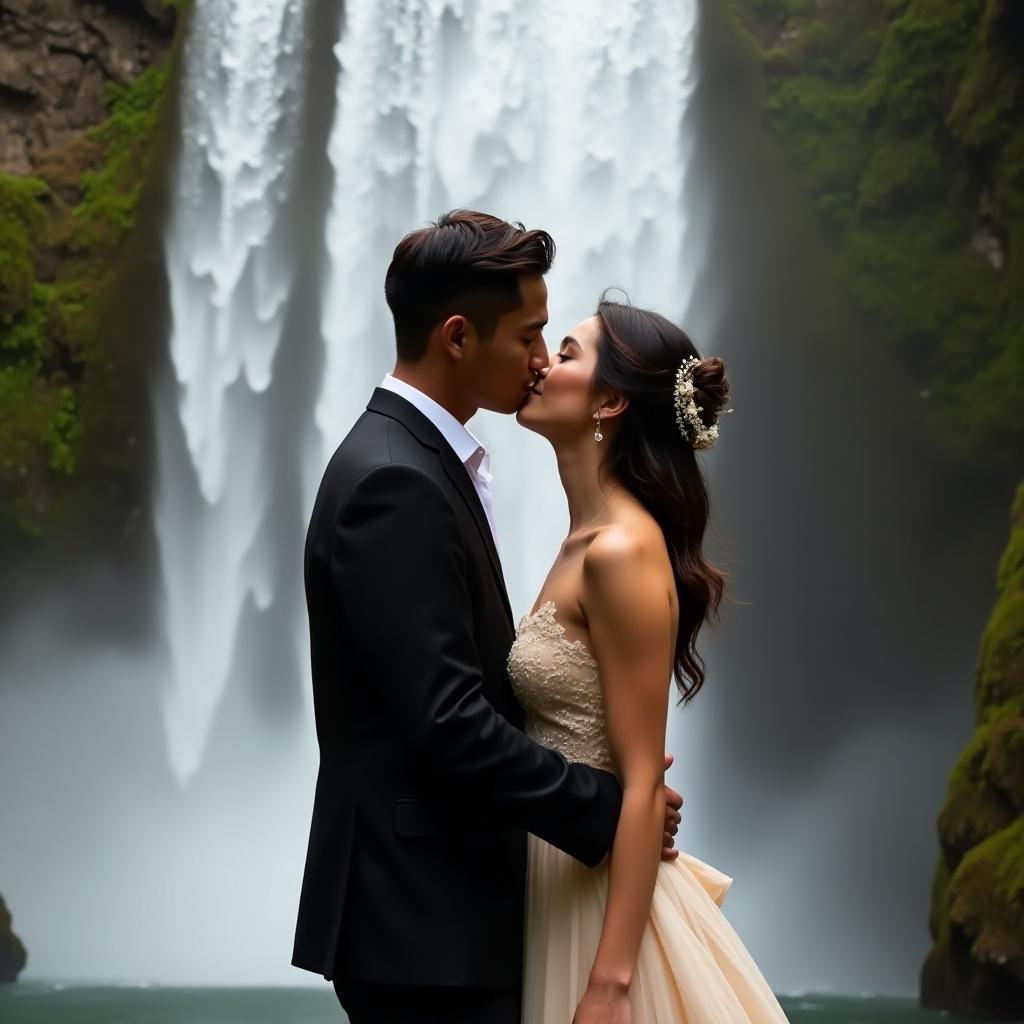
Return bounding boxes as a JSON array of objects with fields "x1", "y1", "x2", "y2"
[{"x1": 0, "y1": 983, "x2": 989, "y2": 1023}]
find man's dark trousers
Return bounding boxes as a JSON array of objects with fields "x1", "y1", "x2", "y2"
[{"x1": 333, "y1": 976, "x2": 520, "y2": 1024}]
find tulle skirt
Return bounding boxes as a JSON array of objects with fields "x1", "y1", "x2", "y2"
[{"x1": 522, "y1": 834, "x2": 791, "y2": 1022}]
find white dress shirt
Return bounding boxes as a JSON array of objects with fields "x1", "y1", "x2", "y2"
[{"x1": 379, "y1": 374, "x2": 501, "y2": 554}]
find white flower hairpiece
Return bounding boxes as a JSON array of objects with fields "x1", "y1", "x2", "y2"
[{"x1": 673, "y1": 356, "x2": 732, "y2": 450}]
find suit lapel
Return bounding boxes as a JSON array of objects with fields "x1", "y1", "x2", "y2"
[{"x1": 367, "y1": 389, "x2": 515, "y2": 627}]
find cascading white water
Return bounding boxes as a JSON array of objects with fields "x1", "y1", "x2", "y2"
[
  {"x1": 3, "y1": 0, "x2": 982, "y2": 995},
  {"x1": 155, "y1": 0, "x2": 703, "y2": 783},
  {"x1": 319, "y1": 0, "x2": 702, "y2": 611},
  {"x1": 140, "y1": 0, "x2": 704, "y2": 974},
  {"x1": 155, "y1": 0, "x2": 307, "y2": 783}
]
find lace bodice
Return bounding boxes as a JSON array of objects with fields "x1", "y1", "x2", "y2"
[{"x1": 507, "y1": 601, "x2": 616, "y2": 774}]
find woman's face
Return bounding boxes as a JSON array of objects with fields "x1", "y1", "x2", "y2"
[{"x1": 516, "y1": 314, "x2": 602, "y2": 441}]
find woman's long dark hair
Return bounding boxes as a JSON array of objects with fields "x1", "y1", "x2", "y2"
[{"x1": 592, "y1": 298, "x2": 729, "y2": 703}]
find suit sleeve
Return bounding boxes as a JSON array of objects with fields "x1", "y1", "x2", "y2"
[{"x1": 331, "y1": 461, "x2": 621, "y2": 867}]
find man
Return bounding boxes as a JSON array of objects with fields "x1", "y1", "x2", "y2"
[{"x1": 292, "y1": 210, "x2": 682, "y2": 1024}]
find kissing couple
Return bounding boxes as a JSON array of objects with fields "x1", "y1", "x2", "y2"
[{"x1": 293, "y1": 210, "x2": 790, "y2": 1024}]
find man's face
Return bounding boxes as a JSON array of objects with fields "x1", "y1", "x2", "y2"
[{"x1": 462, "y1": 274, "x2": 551, "y2": 415}]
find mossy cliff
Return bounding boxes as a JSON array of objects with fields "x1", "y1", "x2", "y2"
[
  {"x1": 0, "y1": 0, "x2": 187, "y2": 544},
  {"x1": 921, "y1": 483, "x2": 1024, "y2": 1017},
  {"x1": 724, "y1": 2, "x2": 1023, "y2": 1015},
  {"x1": 0, "y1": 892, "x2": 26, "y2": 983},
  {"x1": 726, "y1": 0, "x2": 1023, "y2": 475}
]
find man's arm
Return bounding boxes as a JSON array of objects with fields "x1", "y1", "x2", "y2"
[{"x1": 331, "y1": 461, "x2": 619, "y2": 866}]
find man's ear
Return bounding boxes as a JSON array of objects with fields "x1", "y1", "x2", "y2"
[{"x1": 440, "y1": 315, "x2": 475, "y2": 362}]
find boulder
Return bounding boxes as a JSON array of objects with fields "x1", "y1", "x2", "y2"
[{"x1": 0, "y1": 893, "x2": 27, "y2": 984}]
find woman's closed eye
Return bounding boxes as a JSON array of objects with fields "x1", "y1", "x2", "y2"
[{"x1": 556, "y1": 352, "x2": 571, "y2": 362}]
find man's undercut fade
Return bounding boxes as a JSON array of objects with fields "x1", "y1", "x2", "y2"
[{"x1": 384, "y1": 209, "x2": 555, "y2": 362}]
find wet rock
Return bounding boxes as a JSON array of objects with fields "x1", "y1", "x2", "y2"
[
  {"x1": 0, "y1": 892, "x2": 27, "y2": 984},
  {"x1": 0, "y1": 0, "x2": 177, "y2": 174},
  {"x1": 921, "y1": 483, "x2": 1024, "y2": 1019},
  {"x1": 972, "y1": 221, "x2": 1006, "y2": 271}
]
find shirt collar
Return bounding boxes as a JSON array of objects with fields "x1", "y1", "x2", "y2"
[{"x1": 380, "y1": 373, "x2": 486, "y2": 466}]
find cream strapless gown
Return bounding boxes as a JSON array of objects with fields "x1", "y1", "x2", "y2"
[{"x1": 508, "y1": 601, "x2": 791, "y2": 1023}]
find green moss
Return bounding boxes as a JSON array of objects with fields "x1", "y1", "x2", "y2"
[
  {"x1": 729, "y1": 0, "x2": 1024, "y2": 1004},
  {"x1": 857, "y1": 136, "x2": 945, "y2": 213},
  {"x1": 949, "y1": 0, "x2": 1024, "y2": 150},
  {"x1": 0, "y1": 43, "x2": 178, "y2": 536},
  {"x1": 73, "y1": 65, "x2": 170, "y2": 253},
  {"x1": 976, "y1": 483, "x2": 1024, "y2": 713},
  {"x1": 731, "y1": 0, "x2": 1024, "y2": 470},
  {"x1": 0, "y1": 175, "x2": 49, "y2": 321},
  {"x1": 977, "y1": 593, "x2": 1024, "y2": 709},
  {"x1": 766, "y1": 76, "x2": 865, "y2": 227},
  {"x1": 949, "y1": 818, "x2": 1024, "y2": 976},
  {"x1": 982, "y1": 714, "x2": 1024, "y2": 815},
  {"x1": 920, "y1": 482, "x2": 1024, "y2": 1009},
  {"x1": 996, "y1": 483, "x2": 1024, "y2": 591},
  {"x1": 0, "y1": 280, "x2": 89, "y2": 529},
  {"x1": 939, "y1": 781, "x2": 1014, "y2": 863}
]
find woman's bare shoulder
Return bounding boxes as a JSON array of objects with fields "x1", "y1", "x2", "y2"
[
  {"x1": 583, "y1": 512, "x2": 671, "y2": 599},
  {"x1": 587, "y1": 506, "x2": 668, "y2": 565}
]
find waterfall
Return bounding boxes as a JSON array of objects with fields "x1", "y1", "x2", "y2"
[
  {"x1": 154, "y1": 0, "x2": 703, "y2": 782},
  {"x1": 143, "y1": 0, "x2": 704, "y2": 974},
  {"x1": 155, "y1": 0, "x2": 307, "y2": 783},
  {"x1": 1, "y1": 0, "x2": 1000, "y2": 992},
  {"x1": 319, "y1": 0, "x2": 702, "y2": 612}
]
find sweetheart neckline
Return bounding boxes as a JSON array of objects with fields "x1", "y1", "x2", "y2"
[{"x1": 519, "y1": 600, "x2": 599, "y2": 666}]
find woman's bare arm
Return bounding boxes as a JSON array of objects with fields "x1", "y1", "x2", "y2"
[{"x1": 574, "y1": 524, "x2": 675, "y2": 1020}]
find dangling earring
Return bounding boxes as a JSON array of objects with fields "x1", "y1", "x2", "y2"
[{"x1": 593, "y1": 411, "x2": 604, "y2": 443}]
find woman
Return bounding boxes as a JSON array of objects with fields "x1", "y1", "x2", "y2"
[{"x1": 512, "y1": 298, "x2": 789, "y2": 1023}]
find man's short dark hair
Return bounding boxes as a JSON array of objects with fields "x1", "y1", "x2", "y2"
[{"x1": 384, "y1": 209, "x2": 555, "y2": 362}]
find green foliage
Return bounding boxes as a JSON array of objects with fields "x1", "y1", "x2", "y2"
[
  {"x1": 976, "y1": 483, "x2": 1024, "y2": 713},
  {"x1": 0, "y1": 48, "x2": 175, "y2": 535},
  {"x1": 73, "y1": 65, "x2": 170, "y2": 252},
  {"x1": 0, "y1": 175, "x2": 48, "y2": 321},
  {"x1": 997, "y1": 486, "x2": 1024, "y2": 590},
  {"x1": 0, "y1": 279, "x2": 90, "y2": 529},
  {"x1": 731, "y1": 0, "x2": 1024, "y2": 468},
  {"x1": 921, "y1": 482, "x2": 1024, "y2": 1006},
  {"x1": 949, "y1": 0, "x2": 1024, "y2": 152},
  {"x1": 949, "y1": 817, "x2": 1024, "y2": 976}
]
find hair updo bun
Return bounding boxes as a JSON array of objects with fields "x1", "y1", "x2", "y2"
[{"x1": 691, "y1": 357, "x2": 731, "y2": 428}]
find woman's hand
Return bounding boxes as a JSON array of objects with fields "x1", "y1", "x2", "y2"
[{"x1": 572, "y1": 978, "x2": 632, "y2": 1024}]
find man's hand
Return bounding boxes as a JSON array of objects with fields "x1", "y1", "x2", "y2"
[{"x1": 661, "y1": 753, "x2": 683, "y2": 862}]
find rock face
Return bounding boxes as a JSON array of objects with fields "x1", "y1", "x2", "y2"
[
  {"x1": 0, "y1": 0, "x2": 184, "y2": 543},
  {"x1": 0, "y1": 0, "x2": 177, "y2": 175},
  {"x1": 921, "y1": 482, "x2": 1024, "y2": 1019},
  {"x1": 0, "y1": 892, "x2": 27, "y2": 983}
]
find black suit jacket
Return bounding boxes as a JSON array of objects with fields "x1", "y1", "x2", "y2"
[{"x1": 291, "y1": 388, "x2": 622, "y2": 989}]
